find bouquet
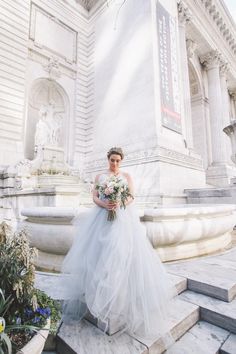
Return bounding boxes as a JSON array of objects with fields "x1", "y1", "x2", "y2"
[{"x1": 95, "y1": 175, "x2": 133, "y2": 221}]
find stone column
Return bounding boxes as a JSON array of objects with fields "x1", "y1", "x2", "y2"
[
  {"x1": 220, "y1": 63, "x2": 232, "y2": 165},
  {"x1": 177, "y1": 1, "x2": 194, "y2": 150},
  {"x1": 201, "y1": 50, "x2": 225, "y2": 166}
]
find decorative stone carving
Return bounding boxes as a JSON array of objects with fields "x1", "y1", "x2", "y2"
[
  {"x1": 223, "y1": 121, "x2": 236, "y2": 164},
  {"x1": 186, "y1": 39, "x2": 197, "y2": 58},
  {"x1": 75, "y1": 0, "x2": 99, "y2": 10},
  {"x1": 200, "y1": 0, "x2": 236, "y2": 55},
  {"x1": 85, "y1": 146, "x2": 203, "y2": 171},
  {"x1": 200, "y1": 50, "x2": 222, "y2": 69},
  {"x1": 43, "y1": 57, "x2": 61, "y2": 81},
  {"x1": 35, "y1": 100, "x2": 63, "y2": 148},
  {"x1": 219, "y1": 62, "x2": 229, "y2": 77},
  {"x1": 177, "y1": 1, "x2": 192, "y2": 25}
]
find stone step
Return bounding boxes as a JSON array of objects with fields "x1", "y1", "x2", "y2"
[
  {"x1": 179, "y1": 290, "x2": 236, "y2": 334},
  {"x1": 167, "y1": 260, "x2": 236, "y2": 302},
  {"x1": 57, "y1": 319, "x2": 148, "y2": 354},
  {"x1": 84, "y1": 274, "x2": 187, "y2": 336},
  {"x1": 220, "y1": 333, "x2": 236, "y2": 354},
  {"x1": 165, "y1": 320, "x2": 230, "y2": 354},
  {"x1": 35, "y1": 271, "x2": 187, "y2": 301},
  {"x1": 56, "y1": 298, "x2": 199, "y2": 354}
]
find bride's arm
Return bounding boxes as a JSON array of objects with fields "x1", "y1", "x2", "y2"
[{"x1": 124, "y1": 173, "x2": 134, "y2": 206}]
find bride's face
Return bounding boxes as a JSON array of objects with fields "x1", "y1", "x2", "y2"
[{"x1": 108, "y1": 154, "x2": 122, "y2": 172}]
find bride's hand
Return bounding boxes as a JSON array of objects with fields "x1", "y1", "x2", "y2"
[{"x1": 105, "y1": 201, "x2": 120, "y2": 210}]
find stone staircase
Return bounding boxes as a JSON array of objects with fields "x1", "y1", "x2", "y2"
[
  {"x1": 37, "y1": 247, "x2": 236, "y2": 354},
  {"x1": 165, "y1": 248, "x2": 236, "y2": 353}
]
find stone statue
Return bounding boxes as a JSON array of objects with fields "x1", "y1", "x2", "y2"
[
  {"x1": 35, "y1": 106, "x2": 50, "y2": 147},
  {"x1": 34, "y1": 100, "x2": 62, "y2": 148}
]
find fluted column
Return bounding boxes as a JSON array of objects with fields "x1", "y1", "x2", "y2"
[
  {"x1": 201, "y1": 50, "x2": 225, "y2": 166},
  {"x1": 177, "y1": 1, "x2": 194, "y2": 150}
]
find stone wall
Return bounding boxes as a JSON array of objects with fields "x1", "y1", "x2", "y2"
[{"x1": 0, "y1": 0, "x2": 30, "y2": 164}]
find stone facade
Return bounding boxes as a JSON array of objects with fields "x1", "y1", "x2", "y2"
[{"x1": 1, "y1": 0, "x2": 236, "y2": 209}]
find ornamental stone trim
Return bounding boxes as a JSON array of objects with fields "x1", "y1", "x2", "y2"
[
  {"x1": 43, "y1": 57, "x2": 61, "y2": 81},
  {"x1": 200, "y1": 50, "x2": 223, "y2": 69},
  {"x1": 200, "y1": 0, "x2": 236, "y2": 55},
  {"x1": 76, "y1": 0, "x2": 99, "y2": 11},
  {"x1": 85, "y1": 147, "x2": 203, "y2": 172},
  {"x1": 219, "y1": 62, "x2": 229, "y2": 77},
  {"x1": 178, "y1": 1, "x2": 192, "y2": 25}
]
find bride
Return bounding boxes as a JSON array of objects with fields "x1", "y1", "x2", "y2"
[{"x1": 62, "y1": 147, "x2": 174, "y2": 340}]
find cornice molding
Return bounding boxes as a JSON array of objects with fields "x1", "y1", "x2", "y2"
[
  {"x1": 178, "y1": 1, "x2": 192, "y2": 25},
  {"x1": 198, "y1": 0, "x2": 236, "y2": 56}
]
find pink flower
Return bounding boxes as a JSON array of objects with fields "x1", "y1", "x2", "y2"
[{"x1": 104, "y1": 187, "x2": 113, "y2": 195}]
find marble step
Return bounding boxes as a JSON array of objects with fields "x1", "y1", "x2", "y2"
[
  {"x1": 165, "y1": 320, "x2": 230, "y2": 354},
  {"x1": 220, "y1": 333, "x2": 236, "y2": 354},
  {"x1": 179, "y1": 290, "x2": 236, "y2": 334},
  {"x1": 167, "y1": 261, "x2": 236, "y2": 302},
  {"x1": 34, "y1": 271, "x2": 187, "y2": 301},
  {"x1": 56, "y1": 297, "x2": 199, "y2": 354},
  {"x1": 85, "y1": 274, "x2": 187, "y2": 336}
]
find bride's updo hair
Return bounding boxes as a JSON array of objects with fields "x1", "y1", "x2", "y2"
[{"x1": 107, "y1": 147, "x2": 124, "y2": 160}]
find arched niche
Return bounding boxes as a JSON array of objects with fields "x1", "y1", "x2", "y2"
[{"x1": 25, "y1": 79, "x2": 69, "y2": 160}]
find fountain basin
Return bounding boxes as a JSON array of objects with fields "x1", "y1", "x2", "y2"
[
  {"x1": 142, "y1": 204, "x2": 236, "y2": 261},
  {"x1": 20, "y1": 204, "x2": 236, "y2": 271}
]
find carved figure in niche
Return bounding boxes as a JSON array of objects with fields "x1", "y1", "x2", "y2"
[
  {"x1": 34, "y1": 100, "x2": 63, "y2": 148},
  {"x1": 35, "y1": 105, "x2": 50, "y2": 147}
]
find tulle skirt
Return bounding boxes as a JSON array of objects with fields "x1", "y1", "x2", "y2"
[{"x1": 61, "y1": 204, "x2": 175, "y2": 340}]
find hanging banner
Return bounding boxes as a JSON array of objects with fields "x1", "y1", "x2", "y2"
[{"x1": 157, "y1": 1, "x2": 181, "y2": 133}]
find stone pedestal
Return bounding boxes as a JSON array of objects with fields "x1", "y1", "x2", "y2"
[{"x1": 33, "y1": 146, "x2": 70, "y2": 175}]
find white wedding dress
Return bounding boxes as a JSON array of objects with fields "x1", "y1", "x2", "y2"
[{"x1": 62, "y1": 173, "x2": 175, "y2": 341}]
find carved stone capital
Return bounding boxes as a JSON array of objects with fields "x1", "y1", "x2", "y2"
[
  {"x1": 178, "y1": 1, "x2": 192, "y2": 25},
  {"x1": 200, "y1": 50, "x2": 222, "y2": 70},
  {"x1": 186, "y1": 39, "x2": 197, "y2": 58}
]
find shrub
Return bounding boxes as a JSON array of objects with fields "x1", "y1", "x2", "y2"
[{"x1": 0, "y1": 222, "x2": 61, "y2": 353}]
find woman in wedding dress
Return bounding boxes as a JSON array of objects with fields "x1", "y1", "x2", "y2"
[{"x1": 62, "y1": 147, "x2": 174, "y2": 341}]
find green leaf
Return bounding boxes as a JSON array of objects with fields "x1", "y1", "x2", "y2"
[
  {"x1": 5, "y1": 324, "x2": 38, "y2": 332},
  {"x1": 1, "y1": 332, "x2": 12, "y2": 354}
]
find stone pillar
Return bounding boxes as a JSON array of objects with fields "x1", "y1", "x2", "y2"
[
  {"x1": 201, "y1": 50, "x2": 225, "y2": 165},
  {"x1": 201, "y1": 50, "x2": 232, "y2": 186},
  {"x1": 220, "y1": 63, "x2": 232, "y2": 165},
  {"x1": 177, "y1": 1, "x2": 194, "y2": 150}
]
